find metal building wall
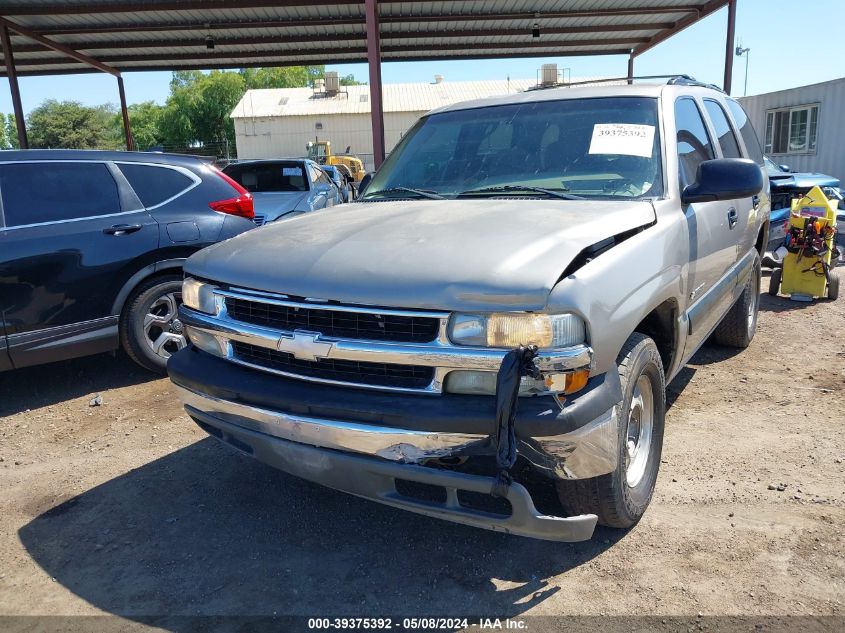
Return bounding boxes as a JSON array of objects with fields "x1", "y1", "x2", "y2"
[
  {"x1": 234, "y1": 111, "x2": 424, "y2": 170},
  {"x1": 739, "y1": 77, "x2": 845, "y2": 182}
]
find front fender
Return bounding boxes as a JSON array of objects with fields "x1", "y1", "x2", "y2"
[{"x1": 545, "y1": 214, "x2": 688, "y2": 376}]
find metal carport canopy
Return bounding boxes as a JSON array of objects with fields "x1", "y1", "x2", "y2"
[{"x1": 0, "y1": 0, "x2": 737, "y2": 165}]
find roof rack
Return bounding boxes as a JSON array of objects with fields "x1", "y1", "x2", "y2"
[{"x1": 528, "y1": 74, "x2": 724, "y2": 92}]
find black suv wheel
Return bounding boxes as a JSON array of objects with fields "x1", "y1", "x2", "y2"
[{"x1": 120, "y1": 275, "x2": 186, "y2": 373}]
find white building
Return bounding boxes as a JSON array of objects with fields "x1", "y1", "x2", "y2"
[
  {"x1": 231, "y1": 77, "x2": 536, "y2": 170},
  {"x1": 739, "y1": 77, "x2": 845, "y2": 182}
]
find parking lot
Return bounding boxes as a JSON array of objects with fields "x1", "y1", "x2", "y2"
[{"x1": 0, "y1": 270, "x2": 842, "y2": 625}]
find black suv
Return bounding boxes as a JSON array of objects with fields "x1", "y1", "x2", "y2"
[{"x1": 0, "y1": 150, "x2": 254, "y2": 373}]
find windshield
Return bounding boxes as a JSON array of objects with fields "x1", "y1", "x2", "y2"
[
  {"x1": 224, "y1": 162, "x2": 308, "y2": 193},
  {"x1": 365, "y1": 97, "x2": 663, "y2": 200}
]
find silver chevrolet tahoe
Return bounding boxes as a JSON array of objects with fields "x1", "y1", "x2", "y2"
[{"x1": 167, "y1": 78, "x2": 769, "y2": 542}]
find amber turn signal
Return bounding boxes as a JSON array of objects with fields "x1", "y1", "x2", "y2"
[{"x1": 562, "y1": 369, "x2": 590, "y2": 394}]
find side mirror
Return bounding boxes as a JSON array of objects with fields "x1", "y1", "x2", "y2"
[
  {"x1": 779, "y1": 164, "x2": 792, "y2": 173},
  {"x1": 682, "y1": 158, "x2": 764, "y2": 204},
  {"x1": 358, "y1": 172, "x2": 374, "y2": 196}
]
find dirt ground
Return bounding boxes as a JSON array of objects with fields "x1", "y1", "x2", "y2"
[{"x1": 0, "y1": 269, "x2": 843, "y2": 628}]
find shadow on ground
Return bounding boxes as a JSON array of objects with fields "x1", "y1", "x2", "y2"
[
  {"x1": 0, "y1": 352, "x2": 155, "y2": 417},
  {"x1": 19, "y1": 438, "x2": 621, "y2": 623}
]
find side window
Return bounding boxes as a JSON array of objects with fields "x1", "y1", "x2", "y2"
[
  {"x1": 703, "y1": 99, "x2": 742, "y2": 159},
  {"x1": 726, "y1": 99, "x2": 764, "y2": 165},
  {"x1": 310, "y1": 165, "x2": 330, "y2": 186},
  {"x1": 675, "y1": 98, "x2": 715, "y2": 188},
  {"x1": 0, "y1": 162, "x2": 120, "y2": 227},
  {"x1": 118, "y1": 163, "x2": 194, "y2": 208}
]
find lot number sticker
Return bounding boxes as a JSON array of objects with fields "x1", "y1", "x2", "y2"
[
  {"x1": 589, "y1": 123, "x2": 655, "y2": 158},
  {"x1": 283, "y1": 167, "x2": 303, "y2": 176}
]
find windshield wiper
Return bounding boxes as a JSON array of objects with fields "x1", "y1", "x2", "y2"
[
  {"x1": 456, "y1": 185, "x2": 583, "y2": 200},
  {"x1": 363, "y1": 187, "x2": 445, "y2": 200}
]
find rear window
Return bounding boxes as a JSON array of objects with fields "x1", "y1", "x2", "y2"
[
  {"x1": 118, "y1": 163, "x2": 195, "y2": 208},
  {"x1": 726, "y1": 99, "x2": 764, "y2": 165},
  {"x1": 223, "y1": 162, "x2": 308, "y2": 193},
  {"x1": 0, "y1": 161, "x2": 120, "y2": 227}
]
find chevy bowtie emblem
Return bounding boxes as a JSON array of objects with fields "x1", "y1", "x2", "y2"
[{"x1": 277, "y1": 330, "x2": 334, "y2": 362}]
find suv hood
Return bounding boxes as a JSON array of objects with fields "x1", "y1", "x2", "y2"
[{"x1": 186, "y1": 199, "x2": 656, "y2": 312}]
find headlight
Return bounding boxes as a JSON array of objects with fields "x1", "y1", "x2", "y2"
[
  {"x1": 182, "y1": 277, "x2": 217, "y2": 315},
  {"x1": 449, "y1": 313, "x2": 585, "y2": 348}
]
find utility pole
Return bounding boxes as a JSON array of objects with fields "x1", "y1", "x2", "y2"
[{"x1": 735, "y1": 44, "x2": 751, "y2": 97}]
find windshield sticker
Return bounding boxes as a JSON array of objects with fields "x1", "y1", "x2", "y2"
[
  {"x1": 282, "y1": 167, "x2": 303, "y2": 176},
  {"x1": 589, "y1": 124, "x2": 655, "y2": 158}
]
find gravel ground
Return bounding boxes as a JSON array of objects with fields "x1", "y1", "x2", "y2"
[{"x1": 0, "y1": 269, "x2": 843, "y2": 628}]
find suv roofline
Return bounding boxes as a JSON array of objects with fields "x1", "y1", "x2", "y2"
[
  {"x1": 0, "y1": 149, "x2": 212, "y2": 166},
  {"x1": 427, "y1": 75, "x2": 726, "y2": 116}
]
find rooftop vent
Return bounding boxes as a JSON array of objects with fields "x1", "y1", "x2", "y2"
[
  {"x1": 540, "y1": 64, "x2": 558, "y2": 86},
  {"x1": 434, "y1": 74, "x2": 444, "y2": 84},
  {"x1": 325, "y1": 71, "x2": 340, "y2": 95}
]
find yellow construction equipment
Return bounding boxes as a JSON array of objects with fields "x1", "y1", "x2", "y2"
[
  {"x1": 306, "y1": 140, "x2": 365, "y2": 183},
  {"x1": 769, "y1": 185, "x2": 839, "y2": 301}
]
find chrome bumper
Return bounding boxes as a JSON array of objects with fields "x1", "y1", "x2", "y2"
[
  {"x1": 178, "y1": 286, "x2": 593, "y2": 395},
  {"x1": 175, "y1": 384, "x2": 618, "y2": 481},
  {"x1": 185, "y1": 408, "x2": 599, "y2": 542}
]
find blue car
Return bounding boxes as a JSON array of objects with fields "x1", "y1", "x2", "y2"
[{"x1": 223, "y1": 159, "x2": 344, "y2": 226}]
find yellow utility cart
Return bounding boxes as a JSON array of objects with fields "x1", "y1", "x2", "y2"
[{"x1": 769, "y1": 185, "x2": 839, "y2": 301}]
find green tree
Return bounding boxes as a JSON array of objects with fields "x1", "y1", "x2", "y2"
[
  {"x1": 116, "y1": 101, "x2": 165, "y2": 151},
  {"x1": 3, "y1": 114, "x2": 21, "y2": 149},
  {"x1": 27, "y1": 100, "x2": 118, "y2": 149},
  {"x1": 340, "y1": 74, "x2": 363, "y2": 86},
  {"x1": 240, "y1": 65, "x2": 324, "y2": 89},
  {"x1": 159, "y1": 70, "x2": 245, "y2": 156}
]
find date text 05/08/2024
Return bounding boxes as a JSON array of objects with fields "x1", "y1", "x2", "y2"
[{"x1": 306, "y1": 618, "x2": 527, "y2": 630}]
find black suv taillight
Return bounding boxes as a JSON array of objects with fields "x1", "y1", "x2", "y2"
[{"x1": 210, "y1": 167, "x2": 254, "y2": 219}]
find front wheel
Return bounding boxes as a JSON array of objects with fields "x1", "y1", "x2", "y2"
[
  {"x1": 120, "y1": 275, "x2": 187, "y2": 374},
  {"x1": 556, "y1": 333, "x2": 666, "y2": 529}
]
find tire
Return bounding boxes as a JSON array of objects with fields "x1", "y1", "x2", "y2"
[
  {"x1": 768, "y1": 267, "x2": 782, "y2": 297},
  {"x1": 829, "y1": 274, "x2": 840, "y2": 300},
  {"x1": 555, "y1": 333, "x2": 666, "y2": 529},
  {"x1": 711, "y1": 253, "x2": 761, "y2": 348},
  {"x1": 120, "y1": 275, "x2": 186, "y2": 374}
]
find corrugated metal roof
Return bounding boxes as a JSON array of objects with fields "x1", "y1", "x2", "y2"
[
  {"x1": 231, "y1": 76, "x2": 628, "y2": 118},
  {"x1": 0, "y1": 1, "x2": 730, "y2": 77}
]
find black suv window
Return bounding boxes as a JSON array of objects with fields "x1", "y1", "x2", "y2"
[
  {"x1": 119, "y1": 163, "x2": 194, "y2": 208},
  {"x1": 726, "y1": 99, "x2": 764, "y2": 165},
  {"x1": 0, "y1": 161, "x2": 120, "y2": 227},
  {"x1": 675, "y1": 98, "x2": 715, "y2": 188},
  {"x1": 703, "y1": 99, "x2": 742, "y2": 159}
]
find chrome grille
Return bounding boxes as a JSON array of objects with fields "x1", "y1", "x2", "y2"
[
  {"x1": 225, "y1": 296, "x2": 440, "y2": 343},
  {"x1": 232, "y1": 341, "x2": 435, "y2": 390}
]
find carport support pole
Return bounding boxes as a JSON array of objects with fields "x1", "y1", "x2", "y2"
[
  {"x1": 117, "y1": 76, "x2": 134, "y2": 151},
  {"x1": 0, "y1": 25, "x2": 28, "y2": 149},
  {"x1": 364, "y1": 0, "x2": 385, "y2": 170},
  {"x1": 723, "y1": 0, "x2": 737, "y2": 93},
  {"x1": 627, "y1": 54, "x2": 634, "y2": 84}
]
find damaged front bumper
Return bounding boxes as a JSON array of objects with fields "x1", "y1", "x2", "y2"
[{"x1": 168, "y1": 348, "x2": 622, "y2": 541}]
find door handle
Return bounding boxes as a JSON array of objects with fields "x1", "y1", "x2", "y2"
[
  {"x1": 727, "y1": 208, "x2": 738, "y2": 229},
  {"x1": 752, "y1": 195, "x2": 760, "y2": 210},
  {"x1": 103, "y1": 223, "x2": 143, "y2": 236}
]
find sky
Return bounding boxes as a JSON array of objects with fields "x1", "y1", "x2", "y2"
[{"x1": 1, "y1": 0, "x2": 843, "y2": 115}]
